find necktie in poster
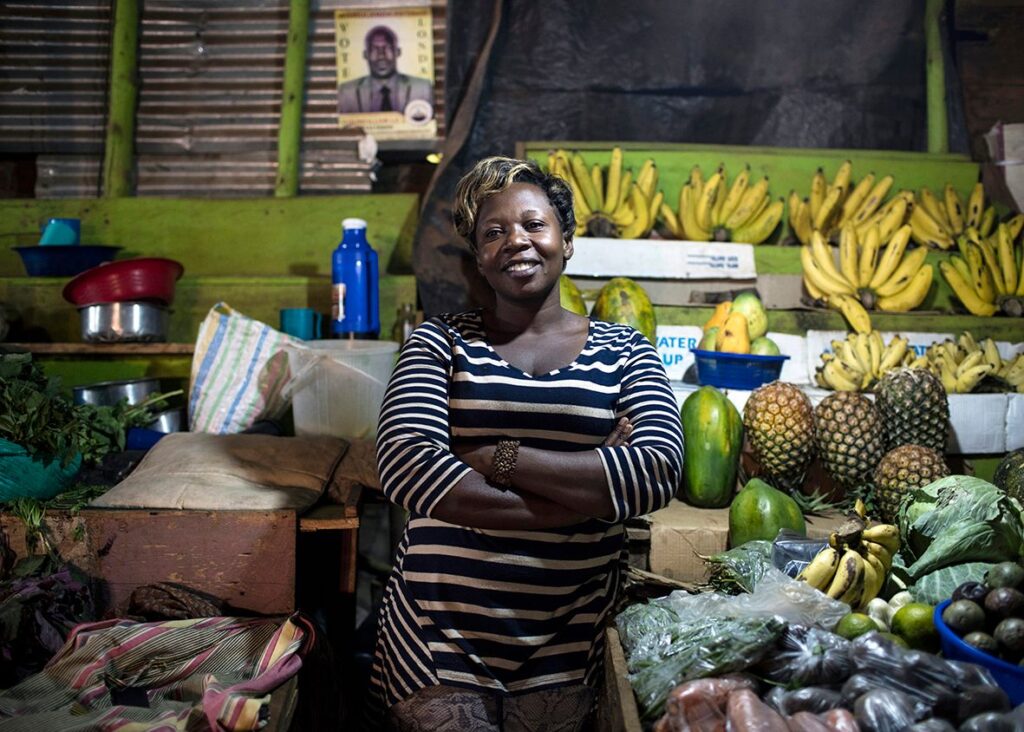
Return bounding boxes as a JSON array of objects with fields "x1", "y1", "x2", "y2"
[{"x1": 335, "y1": 4, "x2": 437, "y2": 141}]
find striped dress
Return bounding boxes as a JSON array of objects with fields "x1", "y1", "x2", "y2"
[{"x1": 369, "y1": 309, "x2": 683, "y2": 715}]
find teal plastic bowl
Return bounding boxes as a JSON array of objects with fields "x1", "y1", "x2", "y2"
[
  {"x1": 14, "y1": 245, "x2": 121, "y2": 277},
  {"x1": 935, "y1": 599, "x2": 1024, "y2": 705}
]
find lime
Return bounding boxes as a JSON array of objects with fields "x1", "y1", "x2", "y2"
[
  {"x1": 835, "y1": 612, "x2": 881, "y2": 640},
  {"x1": 891, "y1": 602, "x2": 939, "y2": 652},
  {"x1": 877, "y1": 631, "x2": 910, "y2": 649}
]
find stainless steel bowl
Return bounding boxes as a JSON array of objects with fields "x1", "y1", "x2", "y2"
[
  {"x1": 73, "y1": 377, "x2": 162, "y2": 407},
  {"x1": 79, "y1": 300, "x2": 169, "y2": 343},
  {"x1": 147, "y1": 407, "x2": 186, "y2": 433}
]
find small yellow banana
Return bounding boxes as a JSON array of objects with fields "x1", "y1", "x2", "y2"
[
  {"x1": 732, "y1": 198, "x2": 783, "y2": 245},
  {"x1": 869, "y1": 225, "x2": 913, "y2": 290},
  {"x1": 696, "y1": 170, "x2": 723, "y2": 231},
  {"x1": 862, "y1": 524, "x2": 900, "y2": 555},
  {"x1": 876, "y1": 264, "x2": 933, "y2": 313},
  {"x1": 965, "y1": 182, "x2": 985, "y2": 229},
  {"x1": 857, "y1": 226, "x2": 881, "y2": 289},
  {"x1": 813, "y1": 186, "x2": 843, "y2": 232},
  {"x1": 939, "y1": 261, "x2": 997, "y2": 316},
  {"x1": 831, "y1": 160, "x2": 853, "y2": 199},
  {"x1": 875, "y1": 246, "x2": 930, "y2": 298},
  {"x1": 829, "y1": 293, "x2": 873, "y2": 334},
  {"x1": 879, "y1": 335, "x2": 909, "y2": 372},
  {"x1": 839, "y1": 224, "x2": 861, "y2": 288},
  {"x1": 798, "y1": 546, "x2": 841, "y2": 591},
  {"x1": 809, "y1": 167, "x2": 827, "y2": 222},
  {"x1": 852, "y1": 175, "x2": 894, "y2": 227},
  {"x1": 840, "y1": 173, "x2": 875, "y2": 227},
  {"x1": 603, "y1": 146, "x2": 623, "y2": 213},
  {"x1": 996, "y1": 224, "x2": 1018, "y2": 296},
  {"x1": 827, "y1": 549, "x2": 867, "y2": 604}
]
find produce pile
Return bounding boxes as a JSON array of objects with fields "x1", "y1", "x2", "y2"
[{"x1": 815, "y1": 330, "x2": 1024, "y2": 394}]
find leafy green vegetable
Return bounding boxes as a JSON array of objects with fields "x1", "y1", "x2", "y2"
[
  {"x1": 0, "y1": 353, "x2": 179, "y2": 467},
  {"x1": 702, "y1": 540, "x2": 773, "y2": 594},
  {"x1": 910, "y1": 562, "x2": 995, "y2": 605},
  {"x1": 896, "y1": 475, "x2": 1024, "y2": 580}
]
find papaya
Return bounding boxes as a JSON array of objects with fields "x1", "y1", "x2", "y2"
[
  {"x1": 994, "y1": 448, "x2": 1024, "y2": 504},
  {"x1": 728, "y1": 477, "x2": 805, "y2": 547},
  {"x1": 703, "y1": 300, "x2": 732, "y2": 333},
  {"x1": 559, "y1": 275, "x2": 588, "y2": 316},
  {"x1": 590, "y1": 277, "x2": 657, "y2": 345},
  {"x1": 716, "y1": 311, "x2": 750, "y2": 353},
  {"x1": 680, "y1": 386, "x2": 743, "y2": 508}
]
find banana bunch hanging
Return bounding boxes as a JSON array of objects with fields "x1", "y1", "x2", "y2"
[
  {"x1": 814, "y1": 331, "x2": 911, "y2": 392},
  {"x1": 546, "y1": 148, "x2": 660, "y2": 240},
  {"x1": 904, "y1": 331, "x2": 1024, "y2": 393},
  {"x1": 789, "y1": 162, "x2": 908, "y2": 246},
  {"x1": 801, "y1": 224, "x2": 933, "y2": 333},
  {"x1": 909, "y1": 182, "x2": 1000, "y2": 250},
  {"x1": 938, "y1": 221, "x2": 1024, "y2": 317},
  {"x1": 658, "y1": 164, "x2": 783, "y2": 244},
  {"x1": 797, "y1": 506, "x2": 899, "y2": 610}
]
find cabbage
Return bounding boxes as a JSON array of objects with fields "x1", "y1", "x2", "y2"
[{"x1": 895, "y1": 475, "x2": 1024, "y2": 581}]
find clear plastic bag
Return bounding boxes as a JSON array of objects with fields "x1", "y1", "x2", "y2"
[
  {"x1": 655, "y1": 676, "x2": 756, "y2": 732},
  {"x1": 759, "y1": 625, "x2": 852, "y2": 688},
  {"x1": 770, "y1": 530, "x2": 829, "y2": 578},
  {"x1": 725, "y1": 688, "x2": 789, "y2": 731},
  {"x1": 724, "y1": 567, "x2": 850, "y2": 629}
]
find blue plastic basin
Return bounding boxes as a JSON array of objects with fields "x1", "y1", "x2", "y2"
[
  {"x1": 14, "y1": 245, "x2": 122, "y2": 277},
  {"x1": 692, "y1": 349, "x2": 789, "y2": 390},
  {"x1": 935, "y1": 599, "x2": 1024, "y2": 705}
]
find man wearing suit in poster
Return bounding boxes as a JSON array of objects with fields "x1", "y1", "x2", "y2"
[{"x1": 337, "y1": 25, "x2": 434, "y2": 116}]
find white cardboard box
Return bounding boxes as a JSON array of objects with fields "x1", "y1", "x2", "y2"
[{"x1": 565, "y1": 237, "x2": 757, "y2": 280}]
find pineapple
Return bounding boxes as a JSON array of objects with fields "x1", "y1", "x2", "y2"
[
  {"x1": 873, "y1": 444, "x2": 950, "y2": 523},
  {"x1": 743, "y1": 381, "x2": 815, "y2": 491},
  {"x1": 814, "y1": 392, "x2": 885, "y2": 491},
  {"x1": 875, "y1": 368, "x2": 949, "y2": 453}
]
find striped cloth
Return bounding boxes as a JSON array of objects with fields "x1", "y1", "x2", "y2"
[
  {"x1": 189, "y1": 303, "x2": 299, "y2": 434},
  {"x1": 368, "y1": 310, "x2": 683, "y2": 721},
  {"x1": 0, "y1": 614, "x2": 312, "y2": 731}
]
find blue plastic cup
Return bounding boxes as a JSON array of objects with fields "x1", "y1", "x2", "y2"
[
  {"x1": 39, "y1": 217, "x2": 81, "y2": 246},
  {"x1": 280, "y1": 308, "x2": 323, "y2": 340}
]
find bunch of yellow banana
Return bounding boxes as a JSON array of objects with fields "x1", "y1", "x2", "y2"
[
  {"x1": 814, "y1": 331, "x2": 912, "y2": 391},
  {"x1": 938, "y1": 221, "x2": 1024, "y2": 317},
  {"x1": 546, "y1": 148, "x2": 661, "y2": 240},
  {"x1": 788, "y1": 162, "x2": 906, "y2": 246},
  {"x1": 904, "y1": 331, "x2": 1024, "y2": 393},
  {"x1": 910, "y1": 182, "x2": 1000, "y2": 250},
  {"x1": 797, "y1": 519, "x2": 899, "y2": 609},
  {"x1": 658, "y1": 164, "x2": 783, "y2": 244}
]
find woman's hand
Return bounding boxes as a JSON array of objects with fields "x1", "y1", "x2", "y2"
[{"x1": 603, "y1": 417, "x2": 633, "y2": 447}]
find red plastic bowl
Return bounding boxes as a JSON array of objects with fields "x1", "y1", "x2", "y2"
[{"x1": 62, "y1": 257, "x2": 185, "y2": 307}]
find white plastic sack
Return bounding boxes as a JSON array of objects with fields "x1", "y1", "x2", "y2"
[{"x1": 188, "y1": 303, "x2": 301, "y2": 434}]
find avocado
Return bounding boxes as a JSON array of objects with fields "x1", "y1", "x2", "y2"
[
  {"x1": 985, "y1": 561, "x2": 1024, "y2": 590},
  {"x1": 984, "y1": 586, "x2": 1024, "y2": 621},
  {"x1": 952, "y1": 581, "x2": 990, "y2": 604},
  {"x1": 994, "y1": 617, "x2": 1024, "y2": 659},
  {"x1": 963, "y1": 631, "x2": 999, "y2": 656}
]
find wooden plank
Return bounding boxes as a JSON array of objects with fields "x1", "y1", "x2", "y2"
[
  {"x1": 0, "y1": 194, "x2": 419, "y2": 278},
  {"x1": 4, "y1": 342, "x2": 195, "y2": 355},
  {"x1": 0, "y1": 511, "x2": 96, "y2": 572},
  {"x1": 83, "y1": 508, "x2": 297, "y2": 615},
  {"x1": 597, "y1": 627, "x2": 642, "y2": 732},
  {"x1": 299, "y1": 503, "x2": 360, "y2": 532}
]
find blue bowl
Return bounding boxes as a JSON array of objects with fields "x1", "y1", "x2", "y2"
[
  {"x1": 692, "y1": 349, "x2": 789, "y2": 390},
  {"x1": 14, "y1": 245, "x2": 122, "y2": 277},
  {"x1": 935, "y1": 599, "x2": 1024, "y2": 705}
]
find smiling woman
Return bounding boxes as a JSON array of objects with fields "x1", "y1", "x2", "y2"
[{"x1": 366, "y1": 157, "x2": 684, "y2": 731}]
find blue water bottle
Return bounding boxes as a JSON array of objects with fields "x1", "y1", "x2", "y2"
[{"x1": 331, "y1": 218, "x2": 380, "y2": 338}]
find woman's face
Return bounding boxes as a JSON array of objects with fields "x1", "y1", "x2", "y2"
[{"x1": 473, "y1": 182, "x2": 571, "y2": 303}]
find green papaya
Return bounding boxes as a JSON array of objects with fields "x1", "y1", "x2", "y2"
[
  {"x1": 680, "y1": 386, "x2": 743, "y2": 508},
  {"x1": 590, "y1": 277, "x2": 657, "y2": 345},
  {"x1": 728, "y1": 477, "x2": 805, "y2": 548},
  {"x1": 559, "y1": 275, "x2": 588, "y2": 316}
]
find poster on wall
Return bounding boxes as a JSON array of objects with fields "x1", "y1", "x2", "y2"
[{"x1": 334, "y1": 5, "x2": 436, "y2": 141}]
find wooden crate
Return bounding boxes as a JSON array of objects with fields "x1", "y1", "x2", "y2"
[{"x1": 597, "y1": 627, "x2": 643, "y2": 732}]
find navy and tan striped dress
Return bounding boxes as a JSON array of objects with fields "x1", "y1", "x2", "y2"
[{"x1": 369, "y1": 309, "x2": 683, "y2": 713}]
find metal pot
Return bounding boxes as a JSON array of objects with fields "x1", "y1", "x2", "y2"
[
  {"x1": 147, "y1": 407, "x2": 186, "y2": 433},
  {"x1": 79, "y1": 300, "x2": 169, "y2": 343},
  {"x1": 73, "y1": 377, "x2": 162, "y2": 407}
]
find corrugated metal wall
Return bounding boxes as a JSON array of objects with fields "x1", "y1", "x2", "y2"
[{"x1": 1, "y1": 0, "x2": 446, "y2": 198}]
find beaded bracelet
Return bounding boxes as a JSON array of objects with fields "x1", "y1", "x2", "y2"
[{"x1": 491, "y1": 439, "x2": 520, "y2": 488}]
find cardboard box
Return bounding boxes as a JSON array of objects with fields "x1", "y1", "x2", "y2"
[{"x1": 647, "y1": 499, "x2": 847, "y2": 584}]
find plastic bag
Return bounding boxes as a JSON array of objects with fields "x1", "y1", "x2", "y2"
[
  {"x1": 771, "y1": 530, "x2": 829, "y2": 578},
  {"x1": 853, "y1": 688, "x2": 922, "y2": 732},
  {"x1": 653, "y1": 690, "x2": 725, "y2": 732},
  {"x1": 764, "y1": 686, "x2": 844, "y2": 716},
  {"x1": 759, "y1": 625, "x2": 852, "y2": 688},
  {"x1": 0, "y1": 438, "x2": 81, "y2": 502},
  {"x1": 704, "y1": 540, "x2": 773, "y2": 593},
  {"x1": 846, "y1": 632, "x2": 1004, "y2": 718},
  {"x1": 724, "y1": 567, "x2": 850, "y2": 629},
  {"x1": 784, "y1": 711, "x2": 832, "y2": 732},
  {"x1": 188, "y1": 303, "x2": 301, "y2": 434},
  {"x1": 725, "y1": 689, "x2": 789, "y2": 731},
  {"x1": 821, "y1": 708, "x2": 859, "y2": 732}
]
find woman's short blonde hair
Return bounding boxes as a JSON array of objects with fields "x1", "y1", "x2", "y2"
[{"x1": 452, "y1": 156, "x2": 575, "y2": 251}]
